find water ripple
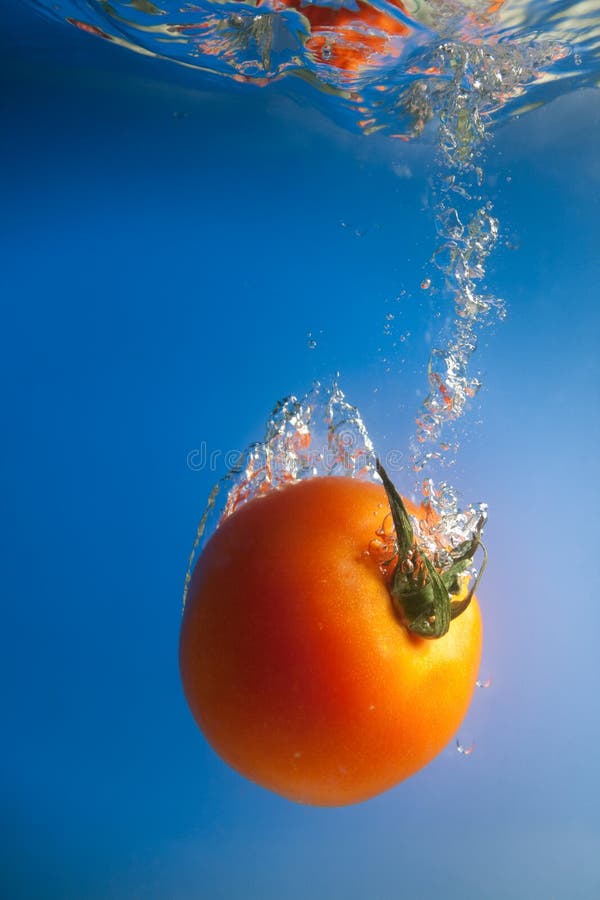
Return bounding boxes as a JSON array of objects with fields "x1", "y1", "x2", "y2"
[{"x1": 25, "y1": 1, "x2": 600, "y2": 133}]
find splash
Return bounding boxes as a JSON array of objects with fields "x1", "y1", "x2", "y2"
[
  {"x1": 183, "y1": 377, "x2": 492, "y2": 611},
  {"x1": 28, "y1": 1, "x2": 600, "y2": 134},
  {"x1": 416, "y1": 476, "x2": 487, "y2": 571},
  {"x1": 183, "y1": 381, "x2": 377, "y2": 606}
]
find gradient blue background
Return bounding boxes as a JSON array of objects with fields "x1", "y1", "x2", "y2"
[{"x1": 2, "y1": 3, "x2": 599, "y2": 898}]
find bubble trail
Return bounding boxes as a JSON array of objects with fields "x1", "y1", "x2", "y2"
[{"x1": 403, "y1": 22, "x2": 569, "y2": 563}]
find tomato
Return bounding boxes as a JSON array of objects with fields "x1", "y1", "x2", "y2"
[
  {"x1": 270, "y1": 0, "x2": 507, "y2": 75},
  {"x1": 179, "y1": 475, "x2": 482, "y2": 806},
  {"x1": 296, "y1": 1, "x2": 410, "y2": 74}
]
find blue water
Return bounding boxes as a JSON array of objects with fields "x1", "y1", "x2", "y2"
[{"x1": 2, "y1": 2, "x2": 600, "y2": 898}]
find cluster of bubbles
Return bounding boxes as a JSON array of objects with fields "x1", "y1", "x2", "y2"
[
  {"x1": 222, "y1": 381, "x2": 377, "y2": 508},
  {"x1": 416, "y1": 477, "x2": 487, "y2": 571},
  {"x1": 184, "y1": 382, "x2": 377, "y2": 606}
]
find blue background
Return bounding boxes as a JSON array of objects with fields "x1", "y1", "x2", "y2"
[{"x1": 2, "y1": 3, "x2": 599, "y2": 898}]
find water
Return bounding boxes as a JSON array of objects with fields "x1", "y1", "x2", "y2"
[
  {"x1": 26, "y1": 1, "x2": 600, "y2": 110},
  {"x1": 3, "y1": 1, "x2": 600, "y2": 898},
  {"x1": 167, "y1": 0, "x2": 598, "y2": 587}
]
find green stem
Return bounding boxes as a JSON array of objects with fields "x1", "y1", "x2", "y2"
[{"x1": 376, "y1": 459, "x2": 486, "y2": 639}]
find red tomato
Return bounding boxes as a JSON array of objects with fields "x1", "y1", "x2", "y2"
[
  {"x1": 298, "y1": 1, "x2": 410, "y2": 73},
  {"x1": 180, "y1": 475, "x2": 482, "y2": 806},
  {"x1": 271, "y1": 0, "x2": 507, "y2": 74}
]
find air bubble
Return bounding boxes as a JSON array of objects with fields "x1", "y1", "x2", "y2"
[
  {"x1": 183, "y1": 382, "x2": 381, "y2": 607},
  {"x1": 436, "y1": 207, "x2": 464, "y2": 240}
]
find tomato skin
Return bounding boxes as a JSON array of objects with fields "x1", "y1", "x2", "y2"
[{"x1": 180, "y1": 476, "x2": 482, "y2": 806}]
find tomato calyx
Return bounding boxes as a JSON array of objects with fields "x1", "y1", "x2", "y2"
[{"x1": 376, "y1": 460, "x2": 487, "y2": 639}]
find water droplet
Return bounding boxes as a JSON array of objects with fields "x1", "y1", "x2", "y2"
[
  {"x1": 436, "y1": 207, "x2": 464, "y2": 240},
  {"x1": 476, "y1": 677, "x2": 492, "y2": 688},
  {"x1": 421, "y1": 278, "x2": 431, "y2": 291},
  {"x1": 456, "y1": 739, "x2": 475, "y2": 756},
  {"x1": 433, "y1": 242, "x2": 458, "y2": 273}
]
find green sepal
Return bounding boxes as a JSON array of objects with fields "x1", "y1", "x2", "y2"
[
  {"x1": 376, "y1": 460, "x2": 415, "y2": 560},
  {"x1": 441, "y1": 556, "x2": 471, "y2": 595},
  {"x1": 376, "y1": 459, "x2": 486, "y2": 640},
  {"x1": 450, "y1": 540, "x2": 487, "y2": 620}
]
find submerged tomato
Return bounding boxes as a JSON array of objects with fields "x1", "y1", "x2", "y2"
[
  {"x1": 179, "y1": 476, "x2": 482, "y2": 806},
  {"x1": 271, "y1": 0, "x2": 507, "y2": 75}
]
